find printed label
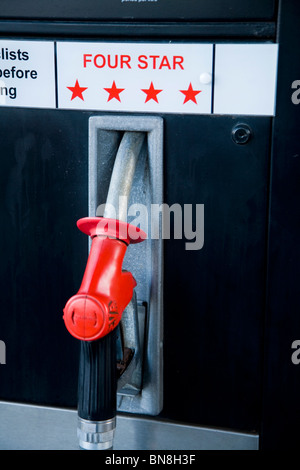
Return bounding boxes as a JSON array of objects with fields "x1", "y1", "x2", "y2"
[
  {"x1": 0, "y1": 40, "x2": 56, "y2": 108},
  {"x1": 56, "y1": 42, "x2": 213, "y2": 114}
]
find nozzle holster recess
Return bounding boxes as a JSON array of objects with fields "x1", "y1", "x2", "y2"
[{"x1": 63, "y1": 217, "x2": 146, "y2": 342}]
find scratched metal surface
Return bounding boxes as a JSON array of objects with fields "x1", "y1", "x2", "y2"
[{"x1": 0, "y1": 401, "x2": 258, "y2": 450}]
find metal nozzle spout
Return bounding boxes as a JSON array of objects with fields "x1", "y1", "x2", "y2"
[{"x1": 77, "y1": 417, "x2": 116, "y2": 450}]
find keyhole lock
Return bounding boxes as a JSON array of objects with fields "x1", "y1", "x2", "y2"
[{"x1": 231, "y1": 123, "x2": 253, "y2": 145}]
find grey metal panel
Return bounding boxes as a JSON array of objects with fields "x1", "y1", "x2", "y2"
[{"x1": 0, "y1": 402, "x2": 259, "y2": 450}]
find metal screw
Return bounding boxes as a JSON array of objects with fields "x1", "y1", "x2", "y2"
[{"x1": 231, "y1": 124, "x2": 252, "y2": 145}]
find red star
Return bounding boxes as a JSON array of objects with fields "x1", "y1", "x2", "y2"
[
  {"x1": 180, "y1": 83, "x2": 202, "y2": 104},
  {"x1": 104, "y1": 81, "x2": 125, "y2": 102},
  {"x1": 67, "y1": 79, "x2": 88, "y2": 101},
  {"x1": 141, "y1": 82, "x2": 163, "y2": 103}
]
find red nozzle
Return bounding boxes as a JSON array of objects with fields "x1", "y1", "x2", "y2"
[{"x1": 63, "y1": 217, "x2": 146, "y2": 341}]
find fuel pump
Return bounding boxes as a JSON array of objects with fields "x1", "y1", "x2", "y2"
[
  {"x1": 2, "y1": 0, "x2": 300, "y2": 453},
  {"x1": 63, "y1": 132, "x2": 146, "y2": 450}
]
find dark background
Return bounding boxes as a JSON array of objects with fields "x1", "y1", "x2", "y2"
[{"x1": 0, "y1": 0, "x2": 276, "y2": 21}]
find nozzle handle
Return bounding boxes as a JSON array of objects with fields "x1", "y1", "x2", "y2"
[{"x1": 78, "y1": 330, "x2": 117, "y2": 422}]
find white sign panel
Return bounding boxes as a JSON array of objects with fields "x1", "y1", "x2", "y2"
[
  {"x1": 0, "y1": 40, "x2": 56, "y2": 109},
  {"x1": 56, "y1": 42, "x2": 213, "y2": 114},
  {"x1": 214, "y1": 44, "x2": 279, "y2": 116}
]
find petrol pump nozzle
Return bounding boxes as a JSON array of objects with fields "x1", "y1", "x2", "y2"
[
  {"x1": 63, "y1": 218, "x2": 145, "y2": 342},
  {"x1": 63, "y1": 131, "x2": 146, "y2": 450}
]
